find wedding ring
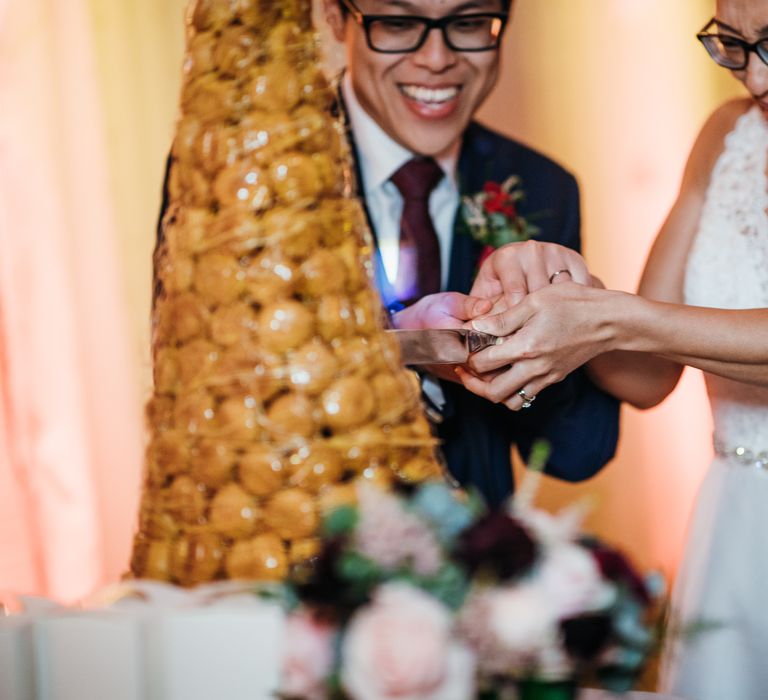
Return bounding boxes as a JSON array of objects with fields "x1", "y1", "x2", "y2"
[
  {"x1": 549, "y1": 269, "x2": 571, "y2": 284},
  {"x1": 517, "y1": 389, "x2": 537, "y2": 409}
]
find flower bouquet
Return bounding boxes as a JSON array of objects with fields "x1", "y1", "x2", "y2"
[{"x1": 279, "y1": 450, "x2": 663, "y2": 700}]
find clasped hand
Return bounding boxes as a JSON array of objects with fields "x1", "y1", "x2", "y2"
[{"x1": 394, "y1": 241, "x2": 611, "y2": 410}]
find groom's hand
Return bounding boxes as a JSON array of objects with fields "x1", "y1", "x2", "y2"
[
  {"x1": 391, "y1": 292, "x2": 492, "y2": 330},
  {"x1": 392, "y1": 292, "x2": 493, "y2": 383},
  {"x1": 470, "y1": 240, "x2": 592, "y2": 311}
]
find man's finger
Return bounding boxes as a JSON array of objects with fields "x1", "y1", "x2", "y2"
[
  {"x1": 560, "y1": 257, "x2": 590, "y2": 285},
  {"x1": 471, "y1": 304, "x2": 527, "y2": 337},
  {"x1": 468, "y1": 296, "x2": 493, "y2": 318}
]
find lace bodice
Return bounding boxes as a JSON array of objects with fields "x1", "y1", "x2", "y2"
[{"x1": 684, "y1": 105, "x2": 768, "y2": 451}]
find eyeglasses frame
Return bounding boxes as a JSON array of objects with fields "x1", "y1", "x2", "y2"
[
  {"x1": 339, "y1": 0, "x2": 509, "y2": 54},
  {"x1": 697, "y1": 17, "x2": 768, "y2": 70}
]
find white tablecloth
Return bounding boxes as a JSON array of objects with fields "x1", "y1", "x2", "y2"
[
  {"x1": 581, "y1": 691, "x2": 686, "y2": 700},
  {"x1": 1, "y1": 586, "x2": 687, "y2": 700}
]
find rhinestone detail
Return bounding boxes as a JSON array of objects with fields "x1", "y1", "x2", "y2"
[{"x1": 714, "y1": 437, "x2": 768, "y2": 470}]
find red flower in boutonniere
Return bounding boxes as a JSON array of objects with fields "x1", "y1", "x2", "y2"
[{"x1": 461, "y1": 176, "x2": 540, "y2": 250}]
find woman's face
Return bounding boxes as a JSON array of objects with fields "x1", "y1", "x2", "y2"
[{"x1": 716, "y1": 0, "x2": 768, "y2": 111}]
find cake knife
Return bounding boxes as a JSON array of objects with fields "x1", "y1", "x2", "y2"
[{"x1": 387, "y1": 328, "x2": 502, "y2": 366}]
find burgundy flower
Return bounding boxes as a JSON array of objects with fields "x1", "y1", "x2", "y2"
[
  {"x1": 483, "y1": 181, "x2": 502, "y2": 195},
  {"x1": 584, "y1": 539, "x2": 650, "y2": 605},
  {"x1": 455, "y1": 511, "x2": 538, "y2": 582},
  {"x1": 293, "y1": 537, "x2": 367, "y2": 620},
  {"x1": 560, "y1": 613, "x2": 613, "y2": 661}
]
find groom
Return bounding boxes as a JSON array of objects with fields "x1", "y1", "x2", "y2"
[{"x1": 323, "y1": 0, "x2": 620, "y2": 505}]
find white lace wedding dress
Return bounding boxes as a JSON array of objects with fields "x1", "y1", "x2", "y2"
[{"x1": 659, "y1": 105, "x2": 768, "y2": 700}]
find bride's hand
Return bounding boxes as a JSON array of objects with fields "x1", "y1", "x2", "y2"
[{"x1": 455, "y1": 283, "x2": 619, "y2": 410}]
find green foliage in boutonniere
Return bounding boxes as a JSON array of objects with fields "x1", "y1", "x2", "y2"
[{"x1": 461, "y1": 175, "x2": 541, "y2": 249}]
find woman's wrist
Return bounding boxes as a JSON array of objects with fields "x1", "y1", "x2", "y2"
[{"x1": 608, "y1": 293, "x2": 669, "y2": 354}]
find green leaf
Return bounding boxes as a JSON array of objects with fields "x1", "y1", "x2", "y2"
[
  {"x1": 527, "y1": 441, "x2": 551, "y2": 473},
  {"x1": 593, "y1": 666, "x2": 638, "y2": 694},
  {"x1": 421, "y1": 563, "x2": 470, "y2": 610},
  {"x1": 323, "y1": 505, "x2": 358, "y2": 537},
  {"x1": 338, "y1": 551, "x2": 381, "y2": 583}
]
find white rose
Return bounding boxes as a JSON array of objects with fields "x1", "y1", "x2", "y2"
[
  {"x1": 537, "y1": 543, "x2": 616, "y2": 618},
  {"x1": 487, "y1": 584, "x2": 559, "y2": 656}
]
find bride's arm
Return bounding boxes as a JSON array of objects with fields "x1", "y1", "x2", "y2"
[
  {"x1": 587, "y1": 98, "x2": 755, "y2": 406},
  {"x1": 588, "y1": 297, "x2": 768, "y2": 395},
  {"x1": 460, "y1": 100, "x2": 760, "y2": 410}
]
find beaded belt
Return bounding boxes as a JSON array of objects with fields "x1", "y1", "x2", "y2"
[{"x1": 714, "y1": 436, "x2": 768, "y2": 469}]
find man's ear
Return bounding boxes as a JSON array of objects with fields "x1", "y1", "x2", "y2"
[{"x1": 322, "y1": 0, "x2": 347, "y2": 42}]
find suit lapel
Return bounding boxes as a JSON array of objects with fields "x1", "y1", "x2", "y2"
[{"x1": 446, "y1": 124, "x2": 491, "y2": 294}]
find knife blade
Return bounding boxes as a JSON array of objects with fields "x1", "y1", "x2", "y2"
[{"x1": 387, "y1": 328, "x2": 502, "y2": 366}]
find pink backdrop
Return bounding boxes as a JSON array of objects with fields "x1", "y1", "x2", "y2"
[
  {"x1": 0, "y1": 0, "x2": 143, "y2": 602},
  {"x1": 0, "y1": 0, "x2": 742, "y2": 601}
]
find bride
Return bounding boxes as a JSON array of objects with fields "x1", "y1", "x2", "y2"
[{"x1": 454, "y1": 1, "x2": 768, "y2": 697}]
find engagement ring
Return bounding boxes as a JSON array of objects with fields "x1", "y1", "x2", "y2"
[{"x1": 517, "y1": 389, "x2": 537, "y2": 408}]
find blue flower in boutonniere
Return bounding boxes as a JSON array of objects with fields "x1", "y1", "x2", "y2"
[{"x1": 461, "y1": 175, "x2": 541, "y2": 266}]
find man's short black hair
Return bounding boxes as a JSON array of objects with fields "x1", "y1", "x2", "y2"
[{"x1": 338, "y1": 0, "x2": 512, "y2": 14}]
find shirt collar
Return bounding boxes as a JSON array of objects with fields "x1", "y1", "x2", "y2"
[{"x1": 342, "y1": 73, "x2": 460, "y2": 193}]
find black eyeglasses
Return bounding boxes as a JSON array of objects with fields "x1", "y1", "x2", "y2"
[
  {"x1": 697, "y1": 18, "x2": 768, "y2": 70},
  {"x1": 341, "y1": 0, "x2": 508, "y2": 54}
]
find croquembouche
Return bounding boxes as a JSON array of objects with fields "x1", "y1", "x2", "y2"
[{"x1": 130, "y1": 0, "x2": 444, "y2": 586}]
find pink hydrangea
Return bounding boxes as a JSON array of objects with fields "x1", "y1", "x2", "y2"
[{"x1": 354, "y1": 484, "x2": 443, "y2": 577}]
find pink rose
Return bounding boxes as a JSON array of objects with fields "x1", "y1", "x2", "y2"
[
  {"x1": 341, "y1": 583, "x2": 475, "y2": 700},
  {"x1": 281, "y1": 609, "x2": 336, "y2": 700}
]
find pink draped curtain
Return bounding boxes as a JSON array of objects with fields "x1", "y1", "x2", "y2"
[{"x1": 0, "y1": 0, "x2": 144, "y2": 603}]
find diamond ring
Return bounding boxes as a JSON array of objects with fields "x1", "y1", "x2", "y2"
[{"x1": 517, "y1": 389, "x2": 537, "y2": 409}]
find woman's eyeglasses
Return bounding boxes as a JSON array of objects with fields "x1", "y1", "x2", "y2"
[{"x1": 697, "y1": 18, "x2": 768, "y2": 70}]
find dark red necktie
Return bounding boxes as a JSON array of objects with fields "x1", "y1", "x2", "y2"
[{"x1": 390, "y1": 157, "x2": 444, "y2": 304}]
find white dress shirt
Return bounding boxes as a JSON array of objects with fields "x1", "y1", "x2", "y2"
[
  {"x1": 342, "y1": 74, "x2": 460, "y2": 295},
  {"x1": 342, "y1": 75, "x2": 460, "y2": 413}
]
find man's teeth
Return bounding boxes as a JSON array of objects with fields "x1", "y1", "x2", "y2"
[{"x1": 400, "y1": 85, "x2": 459, "y2": 103}]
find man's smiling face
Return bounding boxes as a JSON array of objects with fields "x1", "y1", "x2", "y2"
[{"x1": 325, "y1": 0, "x2": 506, "y2": 158}]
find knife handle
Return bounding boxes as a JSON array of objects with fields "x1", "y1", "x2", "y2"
[{"x1": 466, "y1": 330, "x2": 501, "y2": 354}]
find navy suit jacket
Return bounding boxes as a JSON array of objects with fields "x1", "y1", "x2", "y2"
[{"x1": 349, "y1": 121, "x2": 620, "y2": 507}]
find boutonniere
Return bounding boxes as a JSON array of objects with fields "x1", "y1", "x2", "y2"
[{"x1": 461, "y1": 176, "x2": 540, "y2": 264}]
